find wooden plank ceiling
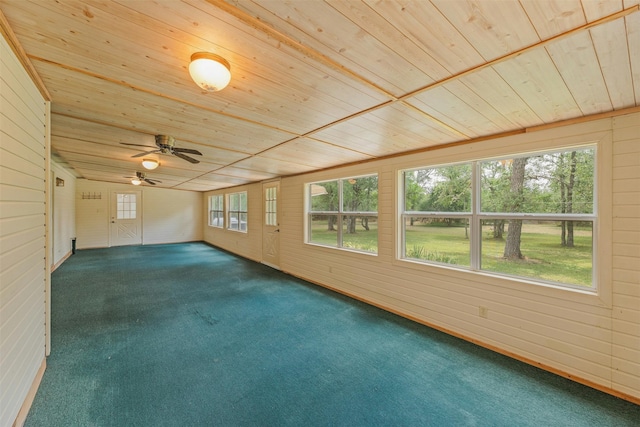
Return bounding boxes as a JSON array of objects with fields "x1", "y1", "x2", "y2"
[{"x1": 1, "y1": 0, "x2": 639, "y2": 191}]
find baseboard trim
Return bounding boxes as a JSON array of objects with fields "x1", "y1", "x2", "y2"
[
  {"x1": 13, "y1": 358, "x2": 46, "y2": 427},
  {"x1": 287, "y1": 270, "x2": 640, "y2": 406},
  {"x1": 52, "y1": 251, "x2": 72, "y2": 272}
]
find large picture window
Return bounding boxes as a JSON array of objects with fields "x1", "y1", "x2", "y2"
[
  {"x1": 401, "y1": 146, "x2": 596, "y2": 290},
  {"x1": 227, "y1": 191, "x2": 247, "y2": 232},
  {"x1": 307, "y1": 174, "x2": 378, "y2": 254},
  {"x1": 208, "y1": 194, "x2": 224, "y2": 227}
]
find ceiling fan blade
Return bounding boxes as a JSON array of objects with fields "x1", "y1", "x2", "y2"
[
  {"x1": 174, "y1": 152, "x2": 200, "y2": 164},
  {"x1": 173, "y1": 147, "x2": 202, "y2": 156},
  {"x1": 132, "y1": 149, "x2": 161, "y2": 158},
  {"x1": 121, "y1": 143, "x2": 156, "y2": 148},
  {"x1": 144, "y1": 179, "x2": 157, "y2": 185}
]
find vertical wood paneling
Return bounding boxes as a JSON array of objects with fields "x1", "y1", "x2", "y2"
[{"x1": 0, "y1": 34, "x2": 47, "y2": 427}]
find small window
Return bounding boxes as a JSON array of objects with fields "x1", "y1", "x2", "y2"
[
  {"x1": 227, "y1": 191, "x2": 247, "y2": 232},
  {"x1": 209, "y1": 194, "x2": 224, "y2": 227},
  {"x1": 307, "y1": 174, "x2": 378, "y2": 254},
  {"x1": 403, "y1": 164, "x2": 471, "y2": 267}
]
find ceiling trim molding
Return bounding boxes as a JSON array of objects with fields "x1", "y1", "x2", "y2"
[
  {"x1": 205, "y1": 2, "x2": 639, "y2": 150},
  {"x1": 398, "y1": 4, "x2": 640, "y2": 102},
  {"x1": 282, "y1": 105, "x2": 640, "y2": 180},
  {"x1": 0, "y1": 8, "x2": 51, "y2": 100}
]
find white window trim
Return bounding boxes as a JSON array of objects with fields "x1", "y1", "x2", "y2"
[
  {"x1": 395, "y1": 135, "x2": 612, "y2": 308},
  {"x1": 305, "y1": 174, "x2": 379, "y2": 255},
  {"x1": 208, "y1": 194, "x2": 224, "y2": 228},
  {"x1": 227, "y1": 191, "x2": 248, "y2": 233}
]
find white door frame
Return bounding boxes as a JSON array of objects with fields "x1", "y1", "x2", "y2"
[
  {"x1": 261, "y1": 180, "x2": 281, "y2": 269},
  {"x1": 110, "y1": 190, "x2": 143, "y2": 246}
]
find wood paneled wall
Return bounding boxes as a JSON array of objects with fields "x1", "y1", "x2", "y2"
[
  {"x1": 203, "y1": 183, "x2": 263, "y2": 263},
  {"x1": 52, "y1": 161, "x2": 76, "y2": 269},
  {"x1": 75, "y1": 180, "x2": 203, "y2": 249},
  {"x1": 0, "y1": 34, "x2": 47, "y2": 427},
  {"x1": 206, "y1": 112, "x2": 639, "y2": 402},
  {"x1": 611, "y1": 113, "x2": 640, "y2": 397}
]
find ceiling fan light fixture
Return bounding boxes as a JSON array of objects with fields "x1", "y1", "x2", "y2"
[
  {"x1": 142, "y1": 158, "x2": 159, "y2": 170},
  {"x1": 189, "y1": 52, "x2": 231, "y2": 92},
  {"x1": 131, "y1": 178, "x2": 142, "y2": 186}
]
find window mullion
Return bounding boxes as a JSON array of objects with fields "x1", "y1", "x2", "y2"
[
  {"x1": 337, "y1": 179, "x2": 344, "y2": 248},
  {"x1": 471, "y1": 161, "x2": 481, "y2": 270}
]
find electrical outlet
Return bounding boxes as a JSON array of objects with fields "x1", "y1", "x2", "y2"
[{"x1": 479, "y1": 306, "x2": 489, "y2": 318}]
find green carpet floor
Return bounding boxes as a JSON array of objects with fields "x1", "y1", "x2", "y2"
[{"x1": 25, "y1": 242, "x2": 639, "y2": 426}]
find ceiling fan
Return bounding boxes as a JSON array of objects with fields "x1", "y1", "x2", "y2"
[
  {"x1": 124, "y1": 171, "x2": 162, "y2": 186},
  {"x1": 122, "y1": 135, "x2": 202, "y2": 164}
]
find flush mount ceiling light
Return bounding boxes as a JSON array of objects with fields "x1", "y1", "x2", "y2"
[
  {"x1": 189, "y1": 52, "x2": 231, "y2": 92},
  {"x1": 141, "y1": 158, "x2": 159, "y2": 170}
]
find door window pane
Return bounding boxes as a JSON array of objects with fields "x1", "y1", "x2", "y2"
[
  {"x1": 117, "y1": 194, "x2": 136, "y2": 220},
  {"x1": 265, "y1": 186, "x2": 277, "y2": 226}
]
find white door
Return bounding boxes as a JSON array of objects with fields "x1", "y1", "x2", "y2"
[
  {"x1": 262, "y1": 181, "x2": 280, "y2": 269},
  {"x1": 110, "y1": 191, "x2": 142, "y2": 246}
]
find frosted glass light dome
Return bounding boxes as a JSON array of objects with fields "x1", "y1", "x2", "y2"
[
  {"x1": 189, "y1": 52, "x2": 231, "y2": 92},
  {"x1": 142, "y1": 159, "x2": 159, "y2": 170}
]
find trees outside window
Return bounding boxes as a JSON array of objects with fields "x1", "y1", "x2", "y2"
[
  {"x1": 308, "y1": 175, "x2": 378, "y2": 253},
  {"x1": 208, "y1": 194, "x2": 224, "y2": 227},
  {"x1": 403, "y1": 163, "x2": 472, "y2": 266},
  {"x1": 402, "y1": 146, "x2": 596, "y2": 289}
]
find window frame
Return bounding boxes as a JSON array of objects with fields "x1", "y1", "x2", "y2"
[
  {"x1": 306, "y1": 174, "x2": 379, "y2": 255},
  {"x1": 208, "y1": 194, "x2": 224, "y2": 228},
  {"x1": 227, "y1": 191, "x2": 248, "y2": 233},
  {"x1": 399, "y1": 145, "x2": 598, "y2": 293},
  {"x1": 264, "y1": 185, "x2": 277, "y2": 227}
]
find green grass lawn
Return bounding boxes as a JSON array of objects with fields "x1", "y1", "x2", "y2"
[
  {"x1": 406, "y1": 221, "x2": 592, "y2": 287},
  {"x1": 310, "y1": 219, "x2": 592, "y2": 287},
  {"x1": 310, "y1": 218, "x2": 379, "y2": 253}
]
